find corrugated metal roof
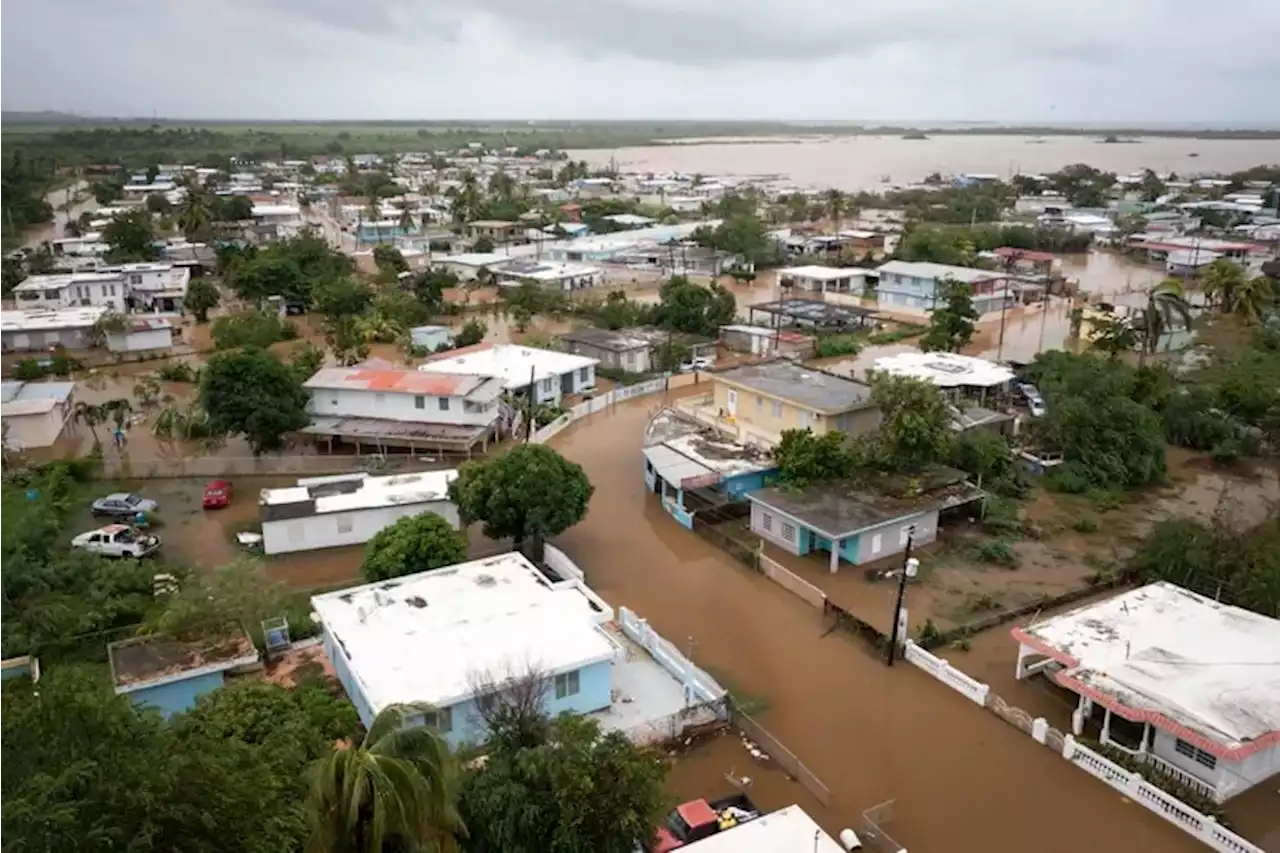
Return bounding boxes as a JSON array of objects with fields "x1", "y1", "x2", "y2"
[{"x1": 304, "y1": 367, "x2": 501, "y2": 400}]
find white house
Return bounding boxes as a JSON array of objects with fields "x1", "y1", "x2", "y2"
[
  {"x1": 259, "y1": 470, "x2": 459, "y2": 556},
  {"x1": 1, "y1": 381, "x2": 76, "y2": 449},
  {"x1": 311, "y1": 551, "x2": 726, "y2": 747},
  {"x1": 777, "y1": 265, "x2": 870, "y2": 295},
  {"x1": 103, "y1": 263, "x2": 191, "y2": 312},
  {"x1": 875, "y1": 260, "x2": 1012, "y2": 316},
  {"x1": 250, "y1": 203, "x2": 303, "y2": 240},
  {"x1": 302, "y1": 365, "x2": 505, "y2": 456},
  {"x1": 0, "y1": 306, "x2": 108, "y2": 353},
  {"x1": 1012, "y1": 582, "x2": 1280, "y2": 803},
  {"x1": 12, "y1": 272, "x2": 128, "y2": 314},
  {"x1": 435, "y1": 252, "x2": 515, "y2": 282},
  {"x1": 870, "y1": 351, "x2": 1015, "y2": 392},
  {"x1": 679, "y1": 805, "x2": 852, "y2": 853},
  {"x1": 419, "y1": 343, "x2": 597, "y2": 406},
  {"x1": 104, "y1": 317, "x2": 175, "y2": 353},
  {"x1": 493, "y1": 260, "x2": 605, "y2": 292}
]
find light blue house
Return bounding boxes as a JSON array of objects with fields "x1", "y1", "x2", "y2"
[
  {"x1": 643, "y1": 409, "x2": 778, "y2": 530},
  {"x1": 746, "y1": 469, "x2": 982, "y2": 573},
  {"x1": 312, "y1": 551, "x2": 725, "y2": 747},
  {"x1": 107, "y1": 632, "x2": 260, "y2": 718},
  {"x1": 875, "y1": 260, "x2": 1012, "y2": 316}
]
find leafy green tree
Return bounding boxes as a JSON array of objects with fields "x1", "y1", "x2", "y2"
[
  {"x1": 410, "y1": 269, "x2": 457, "y2": 313},
  {"x1": 325, "y1": 316, "x2": 371, "y2": 366},
  {"x1": 217, "y1": 195, "x2": 254, "y2": 221},
  {"x1": 1136, "y1": 279, "x2": 1194, "y2": 362},
  {"x1": 473, "y1": 235, "x2": 496, "y2": 253},
  {"x1": 653, "y1": 276, "x2": 736, "y2": 336},
  {"x1": 200, "y1": 347, "x2": 310, "y2": 453},
  {"x1": 373, "y1": 245, "x2": 409, "y2": 276},
  {"x1": 459, "y1": 713, "x2": 665, "y2": 853},
  {"x1": 145, "y1": 192, "x2": 172, "y2": 215},
  {"x1": 102, "y1": 208, "x2": 159, "y2": 263},
  {"x1": 290, "y1": 341, "x2": 326, "y2": 380},
  {"x1": 185, "y1": 278, "x2": 221, "y2": 323},
  {"x1": 92, "y1": 179, "x2": 124, "y2": 205},
  {"x1": 2, "y1": 254, "x2": 28, "y2": 294},
  {"x1": 1087, "y1": 308, "x2": 1140, "y2": 359},
  {"x1": 919, "y1": 278, "x2": 979, "y2": 353},
  {"x1": 229, "y1": 254, "x2": 306, "y2": 303},
  {"x1": 865, "y1": 374, "x2": 953, "y2": 471},
  {"x1": 453, "y1": 318, "x2": 487, "y2": 347},
  {"x1": 314, "y1": 277, "x2": 375, "y2": 321},
  {"x1": 3, "y1": 664, "x2": 303, "y2": 853},
  {"x1": 362, "y1": 513, "x2": 469, "y2": 582},
  {"x1": 775, "y1": 429, "x2": 854, "y2": 487},
  {"x1": 177, "y1": 188, "x2": 216, "y2": 241},
  {"x1": 210, "y1": 311, "x2": 293, "y2": 349},
  {"x1": 307, "y1": 703, "x2": 464, "y2": 853},
  {"x1": 448, "y1": 444, "x2": 593, "y2": 563}
]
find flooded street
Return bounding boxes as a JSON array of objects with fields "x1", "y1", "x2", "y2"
[
  {"x1": 573, "y1": 134, "x2": 1280, "y2": 192},
  {"x1": 545, "y1": 394, "x2": 1203, "y2": 852},
  {"x1": 23, "y1": 181, "x2": 95, "y2": 247}
]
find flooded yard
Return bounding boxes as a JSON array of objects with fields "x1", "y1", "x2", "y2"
[{"x1": 544, "y1": 393, "x2": 1205, "y2": 852}]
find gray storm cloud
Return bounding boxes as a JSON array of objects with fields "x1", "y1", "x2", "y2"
[{"x1": 2, "y1": 0, "x2": 1278, "y2": 120}]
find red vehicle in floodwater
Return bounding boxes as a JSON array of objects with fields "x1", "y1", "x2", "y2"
[
  {"x1": 202, "y1": 480, "x2": 234, "y2": 509},
  {"x1": 650, "y1": 793, "x2": 760, "y2": 852}
]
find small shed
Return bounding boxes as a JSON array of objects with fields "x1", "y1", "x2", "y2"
[
  {"x1": 105, "y1": 317, "x2": 174, "y2": 353},
  {"x1": 108, "y1": 629, "x2": 260, "y2": 718}
]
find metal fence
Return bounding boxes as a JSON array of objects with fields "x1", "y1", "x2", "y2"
[{"x1": 727, "y1": 701, "x2": 831, "y2": 808}]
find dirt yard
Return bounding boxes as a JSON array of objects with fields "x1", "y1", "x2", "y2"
[{"x1": 763, "y1": 446, "x2": 1279, "y2": 636}]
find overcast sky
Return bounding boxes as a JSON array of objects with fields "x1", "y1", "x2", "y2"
[{"x1": 4, "y1": 0, "x2": 1279, "y2": 123}]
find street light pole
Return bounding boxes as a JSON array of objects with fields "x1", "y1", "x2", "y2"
[{"x1": 885, "y1": 527, "x2": 918, "y2": 667}]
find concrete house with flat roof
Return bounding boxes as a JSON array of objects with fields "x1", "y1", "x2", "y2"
[
  {"x1": 1, "y1": 380, "x2": 76, "y2": 449},
  {"x1": 746, "y1": 467, "x2": 982, "y2": 572},
  {"x1": 1, "y1": 306, "x2": 109, "y2": 353},
  {"x1": 875, "y1": 260, "x2": 1012, "y2": 316},
  {"x1": 692, "y1": 360, "x2": 880, "y2": 448},
  {"x1": 559, "y1": 327, "x2": 715, "y2": 374},
  {"x1": 311, "y1": 552, "x2": 727, "y2": 747},
  {"x1": 108, "y1": 629, "x2": 259, "y2": 718},
  {"x1": 1012, "y1": 582, "x2": 1280, "y2": 803},
  {"x1": 302, "y1": 365, "x2": 505, "y2": 456},
  {"x1": 419, "y1": 343, "x2": 597, "y2": 406}
]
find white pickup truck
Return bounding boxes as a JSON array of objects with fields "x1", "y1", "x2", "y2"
[{"x1": 71, "y1": 525, "x2": 161, "y2": 559}]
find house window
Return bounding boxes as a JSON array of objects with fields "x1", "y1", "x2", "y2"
[
  {"x1": 771, "y1": 401, "x2": 782, "y2": 419},
  {"x1": 108, "y1": 284, "x2": 117, "y2": 296},
  {"x1": 756, "y1": 395, "x2": 763, "y2": 411},
  {"x1": 439, "y1": 397, "x2": 450, "y2": 411},
  {"x1": 798, "y1": 411, "x2": 811, "y2": 430},
  {"x1": 415, "y1": 395, "x2": 425, "y2": 409},
  {"x1": 335, "y1": 515, "x2": 354, "y2": 535},
  {"x1": 1174, "y1": 738, "x2": 1217, "y2": 770},
  {"x1": 781, "y1": 522, "x2": 796, "y2": 543},
  {"x1": 375, "y1": 393, "x2": 386, "y2": 406},
  {"x1": 555, "y1": 669, "x2": 580, "y2": 699},
  {"x1": 129, "y1": 274, "x2": 142, "y2": 285},
  {"x1": 578, "y1": 367, "x2": 589, "y2": 382},
  {"x1": 541, "y1": 378, "x2": 554, "y2": 393},
  {"x1": 423, "y1": 707, "x2": 453, "y2": 733},
  {"x1": 761, "y1": 512, "x2": 773, "y2": 532}
]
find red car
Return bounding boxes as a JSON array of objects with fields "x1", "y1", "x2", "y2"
[{"x1": 202, "y1": 480, "x2": 234, "y2": 509}]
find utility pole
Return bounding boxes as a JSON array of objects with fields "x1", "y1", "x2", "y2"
[
  {"x1": 996, "y1": 251, "x2": 1020, "y2": 362},
  {"x1": 885, "y1": 527, "x2": 919, "y2": 667},
  {"x1": 524, "y1": 363, "x2": 536, "y2": 443}
]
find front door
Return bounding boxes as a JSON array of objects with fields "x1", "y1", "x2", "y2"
[{"x1": 726, "y1": 389, "x2": 738, "y2": 417}]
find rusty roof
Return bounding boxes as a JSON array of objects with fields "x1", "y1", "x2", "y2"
[
  {"x1": 108, "y1": 629, "x2": 258, "y2": 689},
  {"x1": 304, "y1": 366, "x2": 502, "y2": 399}
]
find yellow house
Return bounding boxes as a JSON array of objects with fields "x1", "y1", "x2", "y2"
[
  {"x1": 466, "y1": 220, "x2": 521, "y2": 244},
  {"x1": 709, "y1": 361, "x2": 881, "y2": 446}
]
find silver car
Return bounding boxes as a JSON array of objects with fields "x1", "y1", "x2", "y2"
[{"x1": 91, "y1": 492, "x2": 159, "y2": 518}]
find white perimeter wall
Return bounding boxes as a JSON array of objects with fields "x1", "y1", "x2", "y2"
[{"x1": 262, "y1": 501, "x2": 460, "y2": 555}]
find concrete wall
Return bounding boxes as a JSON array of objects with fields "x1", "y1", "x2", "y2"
[
  {"x1": 127, "y1": 670, "x2": 226, "y2": 718},
  {"x1": 752, "y1": 503, "x2": 938, "y2": 567},
  {"x1": 751, "y1": 501, "x2": 807, "y2": 556},
  {"x1": 307, "y1": 387, "x2": 498, "y2": 427},
  {"x1": 262, "y1": 503, "x2": 460, "y2": 555},
  {"x1": 325, "y1": 627, "x2": 376, "y2": 727},
  {"x1": 721, "y1": 469, "x2": 776, "y2": 499},
  {"x1": 851, "y1": 510, "x2": 938, "y2": 564}
]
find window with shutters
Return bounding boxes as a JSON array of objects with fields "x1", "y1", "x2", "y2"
[
  {"x1": 1174, "y1": 738, "x2": 1217, "y2": 770},
  {"x1": 782, "y1": 522, "x2": 796, "y2": 542}
]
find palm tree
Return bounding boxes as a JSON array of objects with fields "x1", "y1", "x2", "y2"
[
  {"x1": 396, "y1": 203, "x2": 415, "y2": 237},
  {"x1": 1201, "y1": 258, "x2": 1245, "y2": 313},
  {"x1": 1231, "y1": 275, "x2": 1275, "y2": 325},
  {"x1": 177, "y1": 190, "x2": 215, "y2": 242},
  {"x1": 823, "y1": 189, "x2": 847, "y2": 231},
  {"x1": 1136, "y1": 278, "x2": 1194, "y2": 364},
  {"x1": 306, "y1": 703, "x2": 463, "y2": 853},
  {"x1": 72, "y1": 401, "x2": 107, "y2": 448}
]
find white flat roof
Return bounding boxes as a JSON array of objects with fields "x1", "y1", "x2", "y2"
[
  {"x1": 311, "y1": 552, "x2": 616, "y2": 713},
  {"x1": 1, "y1": 306, "x2": 108, "y2": 332},
  {"x1": 261, "y1": 469, "x2": 457, "y2": 515},
  {"x1": 877, "y1": 260, "x2": 1002, "y2": 284},
  {"x1": 251, "y1": 204, "x2": 301, "y2": 217},
  {"x1": 440, "y1": 252, "x2": 510, "y2": 268},
  {"x1": 1019, "y1": 582, "x2": 1280, "y2": 749},
  {"x1": 12, "y1": 271, "x2": 122, "y2": 292},
  {"x1": 778, "y1": 265, "x2": 867, "y2": 281},
  {"x1": 497, "y1": 261, "x2": 603, "y2": 281},
  {"x1": 683, "y1": 805, "x2": 846, "y2": 853},
  {"x1": 419, "y1": 344, "x2": 597, "y2": 388},
  {"x1": 872, "y1": 351, "x2": 1014, "y2": 389}
]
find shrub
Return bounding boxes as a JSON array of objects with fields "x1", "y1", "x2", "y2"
[
  {"x1": 1072, "y1": 515, "x2": 1099, "y2": 533},
  {"x1": 814, "y1": 334, "x2": 862, "y2": 358},
  {"x1": 13, "y1": 359, "x2": 46, "y2": 380},
  {"x1": 916, "y1": 618, "x2": 943, "y2": 646},
  {"x1": 973, "y1": 539, "x2": 1019, "y2": 568},
  {"x1": 155, "y1": 361, "x2": 199, "y2": 382},
  {"x1": 1085, "y1": 489, "x2": 1124, "y2": 512},
  {"x1": 1089, "y1": 740, "x2": 1226, "y2": 822},
  {"x1": 981, "y1": 496, "x2": 1021, "y2": 536},
  {"x1": 210, "y1": 312, "x2": 292, "y2": 350}
]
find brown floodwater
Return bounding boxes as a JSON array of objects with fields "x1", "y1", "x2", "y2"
[
  {"x1": 572, "y1": 135, "x2": 1280, "y2": 192},
  {"x1": 544, "y1": 393, "x2": 1204, "y2": 852},
  {"x1": 23, "y1": 182, "x2": 96, "y2": 247}
]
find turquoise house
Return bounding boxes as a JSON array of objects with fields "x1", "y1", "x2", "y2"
[
  {"x1": 108, "y1": 632, "x2": 260, "y2": 718},
  {"x1": 643, "y1": 410, "x2": 778, "y2": 530}
]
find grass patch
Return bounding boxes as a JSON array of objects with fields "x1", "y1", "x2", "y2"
[
  {"x1": 971, "y1": 539, "x2": 1019, "y2": 568},
  {"x1": 1072, "y1": 515, "x2": 1099, "y2": 533}
]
